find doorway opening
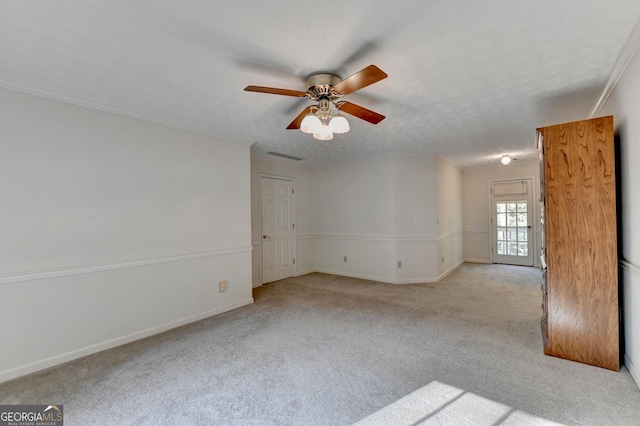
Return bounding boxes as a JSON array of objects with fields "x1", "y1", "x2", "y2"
[
  {"x1": 490, "y1": 178, "x2": 534, "y2": 267},
  {"x1": 260, "y1": 176, "x2": 296, "y2": 284}
]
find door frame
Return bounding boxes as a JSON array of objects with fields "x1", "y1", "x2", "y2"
[
  {"x1": 488, "y1": 176, "x2": 536, "y2": 266},
  {"x1": 258, "y1": 174, "x2": 296, "y2": 285}
]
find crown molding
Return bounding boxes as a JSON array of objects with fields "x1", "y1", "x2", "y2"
[
  {"x1": 589, "y1": 17, "x2": 640, "y2": 118},
  {"x1": 0, "y1": 81, "x2": 253, "y2": 147}
]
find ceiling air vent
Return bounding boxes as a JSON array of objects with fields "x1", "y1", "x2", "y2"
[{"x1": 267, "y1": 152, "x2": 303, "y2": 161}]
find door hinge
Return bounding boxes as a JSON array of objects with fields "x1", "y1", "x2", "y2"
[
  {"x1": 292, "y1": 223, "x2": 295, "y2": 229},
  {"x1": 292, "y1": 188, "x2": 294, "y2": 194},
  {"x1": 293, "y1": 258, "x2": 296, "y2": 265}
]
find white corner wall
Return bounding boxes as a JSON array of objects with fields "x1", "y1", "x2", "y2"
[
  {"x1": 436, "y1": 158, "x2": 464, "y2": 277},
  {"x1": 599, "y1": 38, "x2": 640, "y2": 387},
  {"x1": 462, "y1": 161, "x2": 540, "y2": 265},
  {"x1": 250, "y1": 154, "x2": 314, "y2": 286},
  {"x1": 0, "y1": 87, "x2": 253, "y2": 383},
  {"x1": 393, "y1": 156, "x2": 439, "y2": 283},
  {"x1": 307, "y1": 155, "x2": 463, "y2": 284}
]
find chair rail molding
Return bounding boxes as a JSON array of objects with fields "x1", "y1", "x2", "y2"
[{"x1": 0, "y1": 246, "x2": 253, "y2": 285}]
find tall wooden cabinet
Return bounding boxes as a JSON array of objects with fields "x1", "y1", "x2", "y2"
[{"x1": 537, "y1": 116, "x2": 620, "y2": 371}]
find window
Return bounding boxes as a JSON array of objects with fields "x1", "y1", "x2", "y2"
[{"x1": 496, "y1": 201, "x2": 528, "y2": 256}]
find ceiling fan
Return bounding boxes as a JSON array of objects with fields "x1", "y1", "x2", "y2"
[{"x1": 244, "y1": 65, "x2": 388, "y2": 140}]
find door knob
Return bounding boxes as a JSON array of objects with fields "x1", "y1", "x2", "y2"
[{"x1": 263, "y1": 234, "x2": 270, "y2": 239}]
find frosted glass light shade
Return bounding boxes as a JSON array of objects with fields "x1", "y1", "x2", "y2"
[
  {"x1": 313, "y1": 124, "x2": 334, "y2": 140},
  {"x1": 329, "y1": 115, "x2": 350, "y2": 134},
  {"x1": 300, "y1": 114, "x2": 322, "y2": 134},
  {"x1": 501, "y1": 155, "x2": 511, "y2": 165}
]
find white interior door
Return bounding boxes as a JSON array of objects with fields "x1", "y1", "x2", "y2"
[
  {"x1": 261, "y1": 177, "x2": 295, "y2": 284},
  {"x1": 491, "y1": 179, "x2": 534, "y2": 266}
]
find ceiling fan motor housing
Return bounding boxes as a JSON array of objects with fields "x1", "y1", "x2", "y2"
[{"x1": 306, "y1": 73, "x2": 343, "y2": 101}]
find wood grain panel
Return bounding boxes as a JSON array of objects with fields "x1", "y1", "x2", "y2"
[{"x1": 538, "y1": 116, "x2": 618, "y2": 370}]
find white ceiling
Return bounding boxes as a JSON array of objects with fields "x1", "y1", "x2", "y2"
[{"x1": 2, "y1": 1, "x2": 640, "y2": 169}]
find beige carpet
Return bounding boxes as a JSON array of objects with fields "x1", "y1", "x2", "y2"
[
  {"x1": 354, "y1": 381, "x2": 563, "y2": 425},
  {"x1": 1, "y1": 263, "x2": 639, "y2": 425}
]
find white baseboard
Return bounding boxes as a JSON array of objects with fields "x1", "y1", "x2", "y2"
[
  {"x1": 252, "y1": 269, "x2": 315, "y2": 287},
  {"x1": 314, "y1": 268, "x2": 400, "y2": 284},
  {"x1": 464, "y1": 258, "x2": 491, "y2": 264},
  {"x1": 394, "y1": 261, "x2": 463, "y2": 283},
  {"x1": 0, "y1": 298, "x2": 254, "y2": 384},
  {"x1": 394, "y1": 277, "x2": 439, "y2": 284},
  {"x1": 295, "y1": 269, "x2": 315, "y2": 277},
  {"x1": 438, "y1": 260, "x2": 464, "y2": 281},
  {"x1": 313, "y1": 268, "x2": 442, "y2": 284},
  {"x1": 626, "y1": 354, "x2": 640, "y2": 389}
]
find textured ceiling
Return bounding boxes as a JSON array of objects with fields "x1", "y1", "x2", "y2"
[{"x1": 1, "y1": 1, "x2": 640, "y2": 169}]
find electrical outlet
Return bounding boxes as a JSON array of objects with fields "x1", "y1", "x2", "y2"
[
  {"x1": 397, "y1": 261, "x2": 402, "y2": 268},
  {"x1": 219, "y1": 280, "x2": 227, "y2": 292},
  {"x1": 343, "y1": 256, "x2": 348, "y2": 263}
]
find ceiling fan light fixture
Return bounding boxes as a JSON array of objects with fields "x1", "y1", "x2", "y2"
[
  {"x1": 300, "y1": 114, "x2": 322, "y2": 134},
  {"x1": 313, "y1": 124, "x2": 334, "y2": 141},
  {"x1": 329, "y1": 115, "x2": 350, "y2": 134}
]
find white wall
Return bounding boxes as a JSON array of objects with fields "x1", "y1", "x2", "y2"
[
  {"x1": 599, "y1": 40, "x2": 640, "y2": 386},
  {"x1": 0, "y1": 87, "x2": 253, "y2": 382},
  {"x1": 250, "y1": 154, "x2": 314, "y2": 285},
  {"x1": 393, "y1": 156, "x2": 440, "y2": 283},
  {"x1": 313, "y1": 157, "x2": 398, "y2": 282},
  {"x1": 253, "y1": 155, "x2": 463, "y2": 284},
  {"x1": 462, "y1": 161, "x2": 540, "y2": 265},
  {"x1": 436, "y1": 158, "x2": 464, "y2": 277}
]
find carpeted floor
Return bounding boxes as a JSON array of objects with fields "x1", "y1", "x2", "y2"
[{"x1": 1, "y1": 263, "x2": 639, "y2": 425}]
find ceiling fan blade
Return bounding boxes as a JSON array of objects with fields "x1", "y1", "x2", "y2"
[
  {"x1": 244, "y1": 86, "x2": 308, "y2": 97},
  {"x1": 286, "y1": 106, "x2": 314, "y2": 129},
  {"x1": 338, "y1": 101, "x2": 385, "y2": 125},
  {"x1": 332, "y1": 65, "x2": 388, "y2": 96},
  {"x1": 336, "y1": 41, "x2": 380, "y2": 75},
  {"x1": 236, "y1": 58, "x2": 300, "y2": 81}
]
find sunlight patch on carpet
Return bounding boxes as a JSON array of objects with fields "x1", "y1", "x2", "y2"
[{"x1": 353, "y1": 381, "x2": 564, "y2": 425}]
